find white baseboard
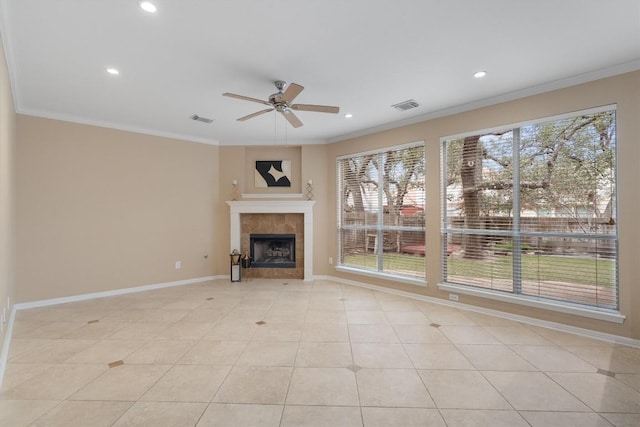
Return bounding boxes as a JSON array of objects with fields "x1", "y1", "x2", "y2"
[
  {"x1": 13, "y1": 275, "x2": 225, "y2": 310},
  {"x1": 0, "y1": 306, "x2": 17, "y2": 390},
  {"x1": 314, "y1": 274, "x2": 640, "y2": 349},
  {"x1": 438, "y1": 281, "x2": 625, "y2": 324},
  {"x1": 3, "y1": 272, "x2": 638, "y2": 392},
  {"x1": 0, "y1": 275, "x2": 226, "y2": 390}
]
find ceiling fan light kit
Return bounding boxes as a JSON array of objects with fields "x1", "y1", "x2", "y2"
[{"x1": 223, "y1": 81, "x2": 340, "y2": 128}]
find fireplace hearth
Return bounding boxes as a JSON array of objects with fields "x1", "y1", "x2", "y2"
[{"x1": 250, "y1": 234, "x2": 296, "y2": 268}]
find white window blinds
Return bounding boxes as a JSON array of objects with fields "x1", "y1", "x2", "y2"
[
  {"x1": 337, "y1": 142, "x2": 426, "y2": 281},
  {"x1": 442, "y1": 107, "x2": 618, "y2": 310}
]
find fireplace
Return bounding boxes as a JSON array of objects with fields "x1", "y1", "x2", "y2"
[
  {"x1": 227, "y1": 200, "x2": 316, "y2": 281},
  {"x1": 250, "y1": 234, "x2": 296, "y2": 268}
]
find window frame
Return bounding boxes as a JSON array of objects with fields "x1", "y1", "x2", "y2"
[
  {"x1": 439, "y1": 105, "x2": 624, "y2": 323},
  {"x1": 336, "y1": 141, "x2": 426, "y2": 286}
]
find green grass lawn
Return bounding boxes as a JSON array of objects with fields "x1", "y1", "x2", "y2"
[
  {"x1": 344, "y1": 252, "x2": 425, "y2": 277},
  {"x1": 447, "y1": 254, "x2": 615, "y2": 287},
  {"x1": 344, "y1": 252, "x2": 615, "y2": 287}
]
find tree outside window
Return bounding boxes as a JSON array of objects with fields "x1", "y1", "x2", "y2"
[
  {"x1": 442, "y1": 108, "x2": 617, "y2": 310},
  {"x1": 337, "y1": 142, "x2": 426, "y2": 281}
]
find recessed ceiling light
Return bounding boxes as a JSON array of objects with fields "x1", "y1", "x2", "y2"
[
  {"x1": 473, "y1": 70, "x2": 487, "y2": 79},
  {"x1": 106, "y1": 68, "x2": 119, "y2": 75},
  {"x1": 139, "y1": 1, "x2": 157, "y2": 13},
  {"x1": 344, "y1": 113, "x2": 353, "y2": 118}
]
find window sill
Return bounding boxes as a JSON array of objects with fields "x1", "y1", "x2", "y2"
[
  {"x1": 438, "y1": 282, "x2": 625, "y2": 324},
  {"x1": 335, "y1": 266, "x2": 426, "y2": 287}
]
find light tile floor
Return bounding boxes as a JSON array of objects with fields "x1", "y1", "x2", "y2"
[{"x1": 2, "y1": 278, "x2": 640, "y2": 426}]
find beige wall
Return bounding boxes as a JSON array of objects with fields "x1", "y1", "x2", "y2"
[
  {"x1": 214, "y1": 144, "x2": 329, "y2": 275},
  {"x1": 0, "y1": 38, "x2": 16, "y2": 351},
  {"x1": 245, "y1": 146, "x2": 302, "y2": 194},
  {"x1": 326, "y1": 71, "x2": 640, "y2": 339},
  {"x1": 16, "y1": 116, "x2": 220, "y2": 302},
  {"x1": 11, "y1": 71, "x2": 640, "y2": 340},
  {"x1": 301, "y1": 144, "x2": 331, "y2": 275}
]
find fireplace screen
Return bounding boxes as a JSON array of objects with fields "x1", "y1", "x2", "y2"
[{"x1": 249, "y1": 234, "x2": 296, "y2": 268}]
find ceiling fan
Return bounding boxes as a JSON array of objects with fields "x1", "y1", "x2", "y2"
[{"x1": 223, "y1": 80, "x2": 340, "y2": 128}]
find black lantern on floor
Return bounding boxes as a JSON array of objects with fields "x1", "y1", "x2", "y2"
[{"x1": 230, "y1": 249, "x2": 241, "y2": 282}]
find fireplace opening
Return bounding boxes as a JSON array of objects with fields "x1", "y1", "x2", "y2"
[{"x1": 250, "y1": 234, "x2": 296, "y2": 268}]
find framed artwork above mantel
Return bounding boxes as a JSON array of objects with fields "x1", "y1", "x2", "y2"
[{"x1": 255, "y1": 160, "x2": 292, "y2": 188}]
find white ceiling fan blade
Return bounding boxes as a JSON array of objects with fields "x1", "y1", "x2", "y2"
[
  {"x1": 291, "y1": 104, "x2": 340, "y2": 114},
  {"x1": 237, "y1": 108, "x2": 274, "y2": 121},
  {"x1": 223, "y1": 92, "x2": 271, "y2": 106},
  {"x1": 281, "y1": 110, "x2": 303, "y2": 128},
  {"x1": 282, "y1": 83, "x2": 304, "y2": 103}
]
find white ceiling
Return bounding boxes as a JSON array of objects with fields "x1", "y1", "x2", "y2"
[{"x1": 1, "y1": 0, "x2": 639, "y2": 146}]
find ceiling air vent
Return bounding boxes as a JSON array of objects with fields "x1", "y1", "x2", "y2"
[
  {"x1": 391, "y1": 99, "x2": 420, "y2": 111},
  {"x1": 190, "y1": 114, "x2": 214, "y2": 124}
]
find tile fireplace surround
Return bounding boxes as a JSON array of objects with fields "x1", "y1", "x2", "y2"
[{"x1": 227, "y1": 201, "x2": 316, "y2": 281}]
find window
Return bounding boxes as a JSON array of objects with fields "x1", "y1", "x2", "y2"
[
  {"x1": 337, "y1": 142, "x2": 426, "y2": 282},
  {"x1": 441, "y1": 107, "x2": 618, "y2": 313}
]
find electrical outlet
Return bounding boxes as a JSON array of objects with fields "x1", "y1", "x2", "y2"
[
  {"x1": 448, "y1": 293, "x2": 459, "y2": 302},
  {"x1": 175, "y1": 261, "x2": 181, "y2": 269},
  {"x1": 329, "y1": 257, "x2": 333, "y2": 265}
]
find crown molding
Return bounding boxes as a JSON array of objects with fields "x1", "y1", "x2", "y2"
[
  {"x1": 328, "y1": 60, "x2": 640, "y2": 144},
  {"x1": 16, "y1": 109, "x2": 220, "y2": 146}
]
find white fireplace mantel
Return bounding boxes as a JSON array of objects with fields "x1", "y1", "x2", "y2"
[{"x1": 227, "y1": 200, "x2": 316, "y2": 281}]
